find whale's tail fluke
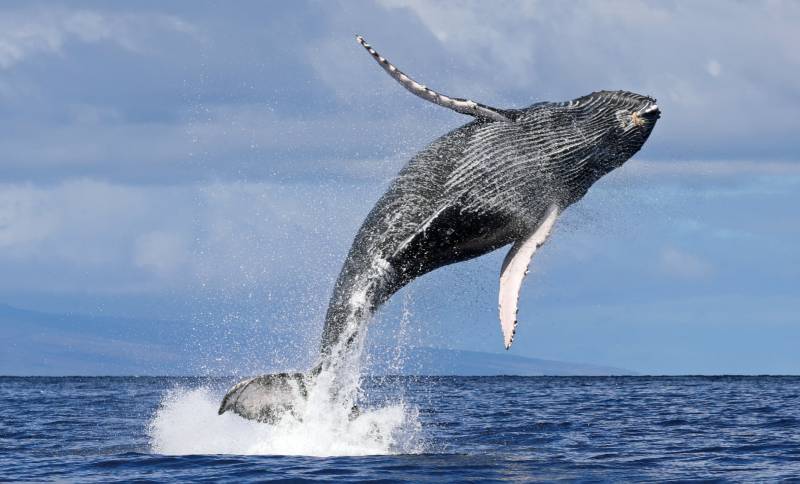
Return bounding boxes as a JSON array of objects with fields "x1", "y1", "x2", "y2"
[
  {"x1": 218, "y1": 372, "x2": 308, "y2": 423},
  {"x1": 218, "y1": 366, "x2": 362, "y2": 423}
]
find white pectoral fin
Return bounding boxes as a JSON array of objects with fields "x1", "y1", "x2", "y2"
[{"x1": 498, "y1": 205, "x2": 559, "y2": 349}]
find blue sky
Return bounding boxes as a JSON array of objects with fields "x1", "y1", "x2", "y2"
[{"x1": 1, "y1": 0, "x2": 799, "y2": 374}]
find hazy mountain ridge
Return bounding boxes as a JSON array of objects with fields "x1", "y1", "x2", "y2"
[
  {"x1": 366, "y1": 347, "x2": 635, "y2": 376},
  {"x1": 1, "y1": 304, "x2": 634, "y2": 376}
]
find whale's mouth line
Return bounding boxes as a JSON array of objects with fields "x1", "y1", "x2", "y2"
[
  {"x1": 638, "y1": 102, "x2": 661, "y2": 120},
  {"x1": 640, "y1": 103, "x2": 659, "y2": 115},
  {"x1": 631, "y1": 102, "x2": 660, "y2": 127}
]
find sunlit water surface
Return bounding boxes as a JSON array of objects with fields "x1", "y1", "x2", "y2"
[{"x1": 2, "y1": 376, "x2": 800, "y2": 481}]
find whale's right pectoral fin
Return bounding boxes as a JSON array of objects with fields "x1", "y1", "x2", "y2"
[
  {"x1": 218, "y1": 373, "x2": 308, "y2": 423},
  {"x1": 356, "y1": 35, "x2": 517, "y2": 123},
  {"x1": 498, "y1": 205, "x2": 559, "y2": 349}
]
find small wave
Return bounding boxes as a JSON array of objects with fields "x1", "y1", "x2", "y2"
[{"x1": 147, "y1": 386, "x2": 424, "y2": 456}]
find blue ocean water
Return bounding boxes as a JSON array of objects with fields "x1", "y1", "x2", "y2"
[{"x1": 1, "y1": 376, "x2": 799, "y2": 482}]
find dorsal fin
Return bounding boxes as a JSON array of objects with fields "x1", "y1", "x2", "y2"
[{"x1": 356, "y1": 35, "x2": 514, "y2": 123}]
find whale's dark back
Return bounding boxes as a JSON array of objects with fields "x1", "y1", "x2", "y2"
[{"x1": 320, "y1": 90, "x2": 659, "y2": 356}]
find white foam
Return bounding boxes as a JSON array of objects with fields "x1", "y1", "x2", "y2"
[
  {"x1": 148, "y1": 275, "x2": 423, "y2": 456},
  {"x1": 148, "y1": 384, "x2": 423, "y2": 456}
]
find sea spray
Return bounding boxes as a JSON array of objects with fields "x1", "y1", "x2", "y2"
[
  {"x1": 149, "y1": 257, "x2": 427, "y2": 455},
  {"x1": 149, "y1": 315, "x2": 424, "y2": 456},
  {"x1": 148, "y1": 385, "x2": 420, "y2": 456}
]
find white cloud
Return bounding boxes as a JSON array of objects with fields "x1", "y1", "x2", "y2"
[
  {"x1": 0, "y1": 183, "x2": 61, "y2": 250},
  {"x1": 0, "y1": 7, "x2": 195, "y2": 69},
  {"x1": 374, "y1": 0, "x2": 798, "y2": 92},
  {"x1": 1, "y1": 1, "x2": 798, "y2": 189},
  {"x1": 0, "y1": 161, "x2": 792, "y2": 294},
  {"x1": 0, "y1": 100, "x2": 428, "y2": 184},
  {"x1": 0, "y1": 180, "x2": 194, "y2": 290},
  {"x1": 0, "y1": 177, "x2": 375, "y2": 296},
  {"x1": 378, "y1": 0, "x2": 540, "y2": 82},
  {"x1": 369, "y1": 0, "x2": 800, "y2": 156}
]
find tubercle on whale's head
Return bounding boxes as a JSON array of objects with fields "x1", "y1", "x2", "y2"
[
  {"x1": 611, "y1": 91, "x2": 660, "y2": 140},
  {"x1": 581, "y1": 90, "x2": 661, "y2": 165}
]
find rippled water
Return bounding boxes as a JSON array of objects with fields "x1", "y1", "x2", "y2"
[{"x1": 2, "y1": 376, "x2": 799, "y2": 481}]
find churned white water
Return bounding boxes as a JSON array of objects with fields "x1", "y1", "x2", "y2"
[
  {"x1": 148, "y1": 309, "x2": 424, "y2": 456},
  {"x1": 148, "y1": 264, "x2": 424, "y2": 456},
  {"x1": 148, "y1": 382, "x2": 422, "y2": 456}
]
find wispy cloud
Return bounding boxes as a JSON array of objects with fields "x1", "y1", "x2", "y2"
[
  {"x1": 0, "y1": 2, "x2": 798, "y2": 374},
  {"x1": 0, "y1": 1, "x2": 798, "y2": 189},
  {"x1": 0, "y1": 7, "x2": 194, "y2": 69},
  {"x1": 370, "y1": 0, "x2": 800, "y2": 159},
  {"x1": 0, "y1": 178, "x2": 375, "y2": 295},
  {"x1": 378, "y1": 0, "x2": 540, "y2": 84}
]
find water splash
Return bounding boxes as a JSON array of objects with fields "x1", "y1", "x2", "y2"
[
  {"x1": 148, "y1": 383, "x2": 422, "y2": 456},
  {"x1": 148, "y1": 254, "x2": 425, "y2": 456},
  {"x1": 149, "y1": 307, "x2": 424, "y2": 456}
]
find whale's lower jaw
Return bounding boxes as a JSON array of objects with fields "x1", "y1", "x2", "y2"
[{"x1": 218, "y1": 372, "x2": 308, "y2": 423}]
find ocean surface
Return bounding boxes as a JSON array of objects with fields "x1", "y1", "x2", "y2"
[{"x1": 1, "y1": 376, "x2": 799, "y2": 482}]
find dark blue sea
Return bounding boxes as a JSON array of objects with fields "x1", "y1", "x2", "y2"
[{"x1": 2, "y1": 376, "x2": 799, "y2": 482}]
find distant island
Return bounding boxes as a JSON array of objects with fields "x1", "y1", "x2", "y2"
[
  {"x1": 365, "y1": 347, "x2": 635, "y2": 376},
  {"x1": 1, "y1": 303, "x2": 634, "y2": 376}
]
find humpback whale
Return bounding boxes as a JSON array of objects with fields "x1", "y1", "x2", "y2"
[{"x1": 219, "y1": 36, "x2": 660, "y2": 422}]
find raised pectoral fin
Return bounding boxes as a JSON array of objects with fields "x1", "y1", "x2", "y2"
[
  {"x1": 498, "y1": 205, "x2": 559, "y2": 349},
  {"x1": 356, "y1": 35, "x2": 515, "y2": 122}
]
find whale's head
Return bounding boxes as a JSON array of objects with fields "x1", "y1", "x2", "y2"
[{"x1": 596, "y1": 90, "x2": 661, "y2": 163}]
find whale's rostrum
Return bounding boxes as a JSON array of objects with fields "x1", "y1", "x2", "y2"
[{"x1": 218, "y1": 35, "x2": 660, "y2": 422}]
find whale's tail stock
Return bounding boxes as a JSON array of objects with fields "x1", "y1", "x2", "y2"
[
  {"x1": 217, "y1": 196, "x2": 406, "y2": 423},
  {"x1": 218, "y1": 297, "x2": 371, "y2": 423},
  {"x1": 217, "y1": 310, "x2": 369, "y2": 423}
]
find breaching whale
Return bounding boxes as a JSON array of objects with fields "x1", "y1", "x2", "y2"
[{"x1": 219, "y1": 35, "x2": 660, "y2": 422}]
